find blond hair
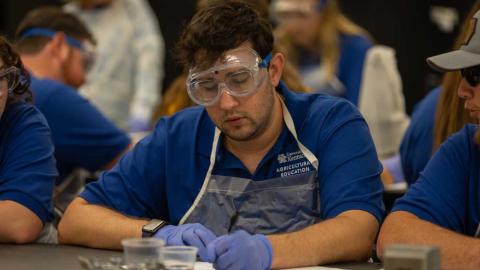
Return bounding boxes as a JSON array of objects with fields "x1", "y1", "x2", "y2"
[{"x1": 278, "y1": 0, "x2": 370, "y2": 80}]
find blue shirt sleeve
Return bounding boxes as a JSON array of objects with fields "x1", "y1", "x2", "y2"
[
  {"x1": 0, "y1": 104, "x2": 57, "y2": 223},
  {"x1": 314, "y1": 98, "x2": 384, "y2": 223},
  {"x1": 80, "y1": 118, "x2": 168, "y2": 219},
  {"x1": 393, "y1": 125, "x2": 474, "y2": 233},
  {"x1": 337, "y1": 35, "x2": 372, "y2": 105},
  {"x1": 39, "y1": 84, "x2": 130, "y2": 172},
  {"x1": 400, "y1": 87, "x2": 440, "y2": 184}
]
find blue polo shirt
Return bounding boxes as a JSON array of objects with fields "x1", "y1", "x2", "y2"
[
  {"x1": 81, "y1": 82, "x2": 384, "y2": 226},
  {"x1": 0, "y1": 102, "x2": 57, "y2": 223},
  {"x1": 30, "y1": 76, "x2": 131, "y2": 184},
  {"x1": 298, "y1": 34, "x2": 372, "y2": 105},
  {"x1": 393, "y1": 125, "x2": 480, "y2": 236},
  {"x1": 400, "y1": 87, "x2": 440, "y2": 184}
]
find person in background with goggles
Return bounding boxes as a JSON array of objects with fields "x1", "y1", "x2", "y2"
[
  {"x1": 0, "y1": 36, "x2": 58, "y2": 244},
  {"x1": 59, "y1": 1, "x2": 384, "y2": 269},
  {"x1": 377, "y1": 10, "x2": 480, "y2": 270},
  {"x1": 14, "y1": 7, "x2": 131, "y2": 211}
]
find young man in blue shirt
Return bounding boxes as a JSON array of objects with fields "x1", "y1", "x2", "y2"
[
  {"x1": 0, "y1": 36, "x2": 57, "y2": 244},
  {"x1": 377, "y1": 10, "x2": 480, "y2": 270},
  {"x1": 59, "y1": 1, "x2": 384, "y2": 269},
  {"x1": 13, "y1": 7, "x2": 131, "y2": 207}
]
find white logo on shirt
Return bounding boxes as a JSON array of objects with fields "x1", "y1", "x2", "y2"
[
  {"x1": 277, "y1": 154, "x2": 288, "y2": 164},
  {"x1": 276, "y1": 151, "x2": 312, "y2": 177}
]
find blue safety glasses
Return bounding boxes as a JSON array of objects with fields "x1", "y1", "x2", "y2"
[
  {"x1": 21, "y1": 28, "x2": 85, "y2": 50},
  {"x1": 20, "y1": 28, "x2": 95, "y2": 71}
]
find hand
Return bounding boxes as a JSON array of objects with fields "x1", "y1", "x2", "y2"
[
  {"x1": 154, "y1": 223, "x2": 216, "y2": 261},
  {"x1": 206, "y1": 230, "x2": 272, "y2": 270},
  {"x1": 128, "y1": 117, "x2": 151, "y2": 132}
]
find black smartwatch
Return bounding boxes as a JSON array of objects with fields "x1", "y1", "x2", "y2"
[{"x1": 142, "y1": 219, "x2": 168, "y2": 238}]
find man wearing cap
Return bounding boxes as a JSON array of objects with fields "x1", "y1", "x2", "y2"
[
  {"x1": 14, "y1": 7, "x2": 131, "y2": 209},
  {"x1": 59, "y1": 1, "x2": 384, "y2": 269},
  {"x1": 377, "y1": 10, "x2": 480, "y2": 270}
]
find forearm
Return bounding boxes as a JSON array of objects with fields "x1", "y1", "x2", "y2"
[
  {"x1": 377, "y1": 211, "x2": 480, "y2": 270},
  {"x1": 0, "y1": 200, "x2": 43, "y2": 244},
  {"x1": 268, "y1": 210, "x2": 379, "y2": 269},
  {"x1": 58, "y1": 198, "x2": 148, "y2": 249}
]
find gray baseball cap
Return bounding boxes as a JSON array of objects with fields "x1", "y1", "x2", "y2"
[{"x1": 427, "y1": 11, "x2": 480, "y2": 72}]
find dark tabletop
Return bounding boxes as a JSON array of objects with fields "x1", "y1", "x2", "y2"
[{"x1": 0, "y1": 244, "x2": 382, "y2": 270}]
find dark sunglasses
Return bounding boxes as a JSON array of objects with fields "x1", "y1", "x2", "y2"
[{"x1": 461, "y1": 66, "x2": 480, "y2": 87}]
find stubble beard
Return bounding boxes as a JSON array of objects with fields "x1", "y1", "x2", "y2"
[{"x1": 221, "y1": 88, "x2": 275, "y2": 142}]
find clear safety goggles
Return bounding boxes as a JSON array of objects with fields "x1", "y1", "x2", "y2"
[
  {"x1": 0, "y1": 66, "x2": 21, "y2": 92},
  {"x1": 186, "y1": 48, "x2": 272, "y2": 106},
  {"x1": 20, "y1": 28, "x2": 96, "y2": 72},
  {"x1": 79, "y1": 41, "x2": 96, "y2": 72}
]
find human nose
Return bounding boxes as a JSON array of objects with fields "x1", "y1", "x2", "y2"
[
  {"x1": 458, "y1": 78, "x2": 474, "y2": 100},
  {"x1": 217, "y1": 83, "x2": 239, "y2": 110}
]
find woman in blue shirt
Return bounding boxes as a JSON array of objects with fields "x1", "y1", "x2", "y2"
[
  {"x1": 0, "y1": 36, "x2": 57, "y2": 244},
  {"x1": 377, "y1": 9, "x2": 480, "y2": 269},
  {"x1": 271, "y1": 0, "x2": 410, "y2": 160}
]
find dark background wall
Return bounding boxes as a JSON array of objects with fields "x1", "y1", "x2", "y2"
[
  {"x1": 338, "y1": 0, "x2": 476, "y2": 113},
  {"x1": 0, "y1": 0, "x2": 477, "y2": 113}
]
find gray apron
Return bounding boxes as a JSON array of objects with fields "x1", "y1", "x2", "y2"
[{"x1": 179, "y1": 100, "x2": 321, "y2": 236}]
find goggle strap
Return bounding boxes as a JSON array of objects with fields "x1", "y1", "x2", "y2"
[
  {"x1": 259, "y1": 52, "x2": 273, "y2": 68},
  {"x1": 20, "y1": 28, "x2": 84, "y2": 50}
]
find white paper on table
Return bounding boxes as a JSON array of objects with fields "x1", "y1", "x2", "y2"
[
  {"x1": 194, "y1": 262, "x2": 215, "y2": 270},
  {"x1": 194, "y1": 262, "x2": 348, "y2": 270},
  {"x1": 281, "y1": 267, "x2": 345, "y2": 270}
]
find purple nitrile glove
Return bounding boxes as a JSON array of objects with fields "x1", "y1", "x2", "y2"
[
  {"x1": 128, "y1": 117, "x2": 151, "y2": 133},
  {"x1": 154, "y1": 223, "x2": 216, "y2": 261},
  {"x1": 383, "y1": 154, "x2": 406, "y2": 183},
  {"x1": 206, "y1": 230, "x2": 272, "y2": 270}
]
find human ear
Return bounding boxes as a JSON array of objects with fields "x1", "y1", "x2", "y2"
[
  {"x1": 49, "y1": 33, "x2": 70, "y2": 63},
  {"x1": 267, "y1": 52, "x2": 284, "y2": 87}
]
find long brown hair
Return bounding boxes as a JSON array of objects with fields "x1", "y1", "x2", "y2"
[
  {"x1": 0, "y1": 36, "x2": 32, "y2": 105},
  {"x1": 277, "y1": 0, "x2": 370, "y2": 80},
  {"x1": 433, "y1": 1, "x2": 480, "y2": 150}
]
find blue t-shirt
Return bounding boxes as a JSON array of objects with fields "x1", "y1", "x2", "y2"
[
  {"x1": 400, "y1": 87, "x2": 440, "y2": 184},
  {"x1": 80, "y1": 82, "x2": 385, "y2": 226},
  {"x1": 298, "y1": 34, "x2": 372, "y2": 106},
  {"x1": 30, "y1": 76, "x2": 131, "y2": 184},
  {"x1": 394, "y1": 125, "x2": 480, "y2": 236},
  {"x1": 0, "y1": 102, "x2": 57, "y2": 223}
]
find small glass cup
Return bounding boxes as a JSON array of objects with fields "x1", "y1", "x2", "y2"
[
  {"x1": 121, "y1": 237, "x2": 164, "y2": 269},
  {"x1": 162, "y1": 246, "x2": 198, "y2": 270}
]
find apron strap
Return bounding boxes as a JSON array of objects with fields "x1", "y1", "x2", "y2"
[
  {"x1": 280, "y1": 99, "x2": 319, "y2": 170},
  {"x1": 179, "y1": 127, "x2": 221, "y2": 225}
]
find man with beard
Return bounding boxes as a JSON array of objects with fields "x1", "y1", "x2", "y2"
[
  {"x1": 59, "y1": 1, "x2": 384, "y2": 269},
  {"x1": 14, "y1": 7, "x2": 131, "y2": 209}
]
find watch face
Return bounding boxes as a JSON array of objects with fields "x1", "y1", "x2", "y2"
[{"x1": 143, "y1": 219, "x2": 167, "y2": 233}]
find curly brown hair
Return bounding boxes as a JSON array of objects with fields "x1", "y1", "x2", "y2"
[
  {"x1": 0, "y1": 36, "x2": 32, "y2": 105},
  {"x1": 175, "y1": 0, "x2": 274, "y2": 71}
]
